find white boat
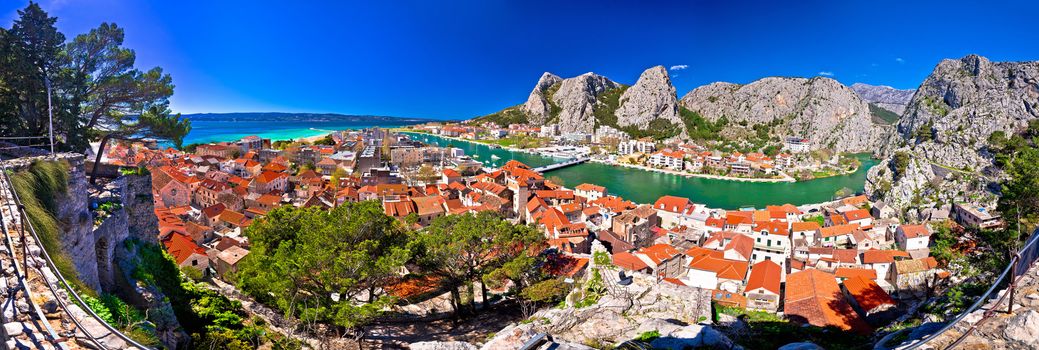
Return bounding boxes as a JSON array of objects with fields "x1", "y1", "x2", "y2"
[{"x1": 491, "y1": 155, "x2": 501, "y2": 160}]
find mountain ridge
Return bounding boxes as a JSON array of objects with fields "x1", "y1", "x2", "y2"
[{"x1": 180, "y1": 112, "x2": 439, "y2": 122}]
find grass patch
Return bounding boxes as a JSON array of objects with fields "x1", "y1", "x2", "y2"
[
  {"x1": 10, "y1": 160, "x2": 96, "y2": 296},
  {"x1": 475, "y1": 106, "x2": 529, "y2": 126},
  {"x1": 868, "y1": 103, "x2": 900, "y2": 124}
]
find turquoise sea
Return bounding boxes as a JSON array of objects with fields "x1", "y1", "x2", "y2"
[{"x1": 180, "y1": 113, "x2": 426, "y2": 145}]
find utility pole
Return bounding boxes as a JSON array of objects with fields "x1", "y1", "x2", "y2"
[{"x1": 45, "y1": 74, "x2": 54, "y2": 154}]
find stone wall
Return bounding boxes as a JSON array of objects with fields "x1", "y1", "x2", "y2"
[
  {"x1": 8, "y1": 153, "x2": 105, "y2": 291},
  {"x1": 2, "y1": 153, "x2": 158, "y2": 292}
]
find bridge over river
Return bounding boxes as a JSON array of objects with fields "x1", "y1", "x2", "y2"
[{"x1": 531, "y1": 157, "x2": 590, "y2": 172}]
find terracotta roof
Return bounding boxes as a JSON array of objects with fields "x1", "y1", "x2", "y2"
[
  {"x1": 843, "y1": 276, "x2": 896, "y2": 312},
  {"x1": 163, "y1": 233, "x2": 207, "y2": 265},
  {"x1": 255, "y1": 170, "x2": 287, "y2": 184},
  {"x1": 844, "y1": 209, "x2": 872, "y2": 221},
  {"x1": 745, "y1": 260, "x2": 782, "y2": 295},
  {"x1": 654, "y1": 195, "x2": 690, "y2": 213},
  {"x1": 835, "y1": 267, "x2": 877, "y2": 280},
  {"x1": 833, "y1": 249, "x2": 859, "y2": 263},
  {"x1": 754, "y1": 221, "x2": 789, "y2": 236},
  {"x1": 862, "y1": 249, "x2": 911, "y2": 264},
  {"x1": 202, "y1": 203, "x2": 227, "y2": 219},
  {"x1": 895, "y1": 257, "x2": 939, "y2": 274},
  {"x1": 899, "y1": 224, "x2": 931, "y2": 239},
  {"x1": 764, "y1": 203, "x2": 802, "y2": 213},
  {"x1": 820, "y1": 224, "x2": 860, "y2": 238},
  {"x1": 383, "y1": 199, "x2": 416, "y2": 217},
  {"x1": 689, "y1": 257, "x2": 749, "y2": 281},
  {"x1": 842, "y1": 195, "x2": 870, "y2": 207},
  {"x1": 791, "y1": 221, "x2": 822, "y2": 232},
  {"x1": 412, "y1": 196, "x2": 446, "y2": 216},
  {"x1": 613, "y1": 252, "x2": 649, "y2": 271},
  {"x1": 785, "y1": 269, "x2": 870, "y2": 333},
  {"x1": 575, "y1": 183, "x2": 606, "y2": 193},
  {"x1": 724, "y1": 233, "x2": 755, "y2": 259},
  {"x1": 685, "y1": 246, "x2": 724, "y2": 261},
  {"x1": 636, "y1": 244, "x2": 681, "y2": 265}
]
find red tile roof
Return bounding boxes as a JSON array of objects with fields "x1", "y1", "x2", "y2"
[
  {"x1": 689, "y1": 257, "x2": 749, "y2": 281},
  {"x1": 835, "y1": 267, "x2": 877, "y2": 280},
  {"x1": 613, "y1": 252, "x2": 649, "y2": 271},
  {"x1": 654, "y1": 195, "x2": 690, "y2": 213},
  {"x1": 843, "y1": 276, "x2": 896, "y2": 312},
  {"x1": 636, "y1": 244, "x2": 681, "y2": 265},
  {"x1": 785, "y1": 269, "x2": 870, "y2": 333},
  {"x1": 163, "y1": 233, "x2": 207, "y2": 265},
  {"x1": 745, "y1": 260, "x2": 782, "y2": 295},
  {"x1": 899, "y1": 224, "x2": 931, "y2": 238}
]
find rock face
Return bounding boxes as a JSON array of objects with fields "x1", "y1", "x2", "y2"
[
  {"x1": 866, "y1": 55, "x2": 1039, "y2": 211},
  {"x1": 615, "y1": 66, "x2": 683, "y2": 131},
  {"x1": 681, "y1": 76, "x2": 892, "y2": 153},
  {"x1": 851, "y1": 83, "x2": 915, "y2": 115},
  {"x1": 521, "y1": 72, "x2": 563, "y2": 125},
  {"x1": 552, "y1": 73, "x2": 621, "y2": 133},
  {"x1": 892, "y1": 55, "x2": 1039, "y2": 168}
]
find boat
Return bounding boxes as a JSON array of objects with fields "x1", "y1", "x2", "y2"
[{"x1": 491, "y1": 155, "x2": 501, "y2": 160}]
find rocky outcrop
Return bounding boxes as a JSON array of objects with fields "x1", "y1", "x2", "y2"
[
  {"x1": 866, "y1": 55, "x2": 1039, "y2": 212},
  {"x1": 552, "y1": 73, "x2": 621, "y2": 133},
  {"x1": 681, "y1": 76, "x2": 892, "y2": 153},
  {"x1": 892, "y1": 55, "x2": 1039, "y2": 167},
  {"x1": 851, "y1": 83, "x2": 915, "y2": 115},
  {"x1": 521, "y1": 73, "x2": 563, "y2": 125},
  {"x1": 615, "y1": 66, "x2": 683, "y2": 131}
]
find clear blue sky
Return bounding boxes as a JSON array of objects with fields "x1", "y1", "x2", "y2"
[{"x1": 4, "y1": 0, "x2": 1038, "y2": 120}]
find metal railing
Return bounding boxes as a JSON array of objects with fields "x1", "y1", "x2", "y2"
[
  {"x1": 1, "y1": 160, "x2": 153, "y2": 349},
  {"x1": 896, "y1": 228, "x2": 1039, "y2": 350}
]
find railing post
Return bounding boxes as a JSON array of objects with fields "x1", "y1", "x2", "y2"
[{"x1": 1008, "y1": 252, "x2": 1021, "y2": 314}]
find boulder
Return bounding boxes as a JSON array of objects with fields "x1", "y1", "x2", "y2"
[{"x1": 1003, "y1": 310, "x2": 1039, "y2": 347}]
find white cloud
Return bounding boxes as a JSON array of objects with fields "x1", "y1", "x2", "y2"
[
  {"x1": 818, "y1": 71, "x2": 834, "y2": 77},
  {"x1": 895, "y1": 57, "x2": 905, "y2": 64},
  {"x1": 669, "y1": 65, "x2": 689, "y2": 71}
]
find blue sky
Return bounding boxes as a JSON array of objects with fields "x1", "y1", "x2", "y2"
[{"x1": 4, "y1": 0, "x2": 1038, "y2": 120}]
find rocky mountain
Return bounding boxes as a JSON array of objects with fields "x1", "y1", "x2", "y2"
[
  {"x1": 680, "y1": 76, "x2": 893, "y2": 153},
  {"x1": 477, "y1": 68, "x2": 691, "y2": 137},
  {"x1": 865, "y1": 55, "x2": 1039, "y2": 211},
  {"x1": 552, "y1": 73, "x2": 622, "y2": 133},
  {"x1": 615, "y1": 66, "x2": 683, "y2": 131},
  {"x1": 851, "y1": 82, "x2": 915, "y2": 115},
  {"x1": 520, "y1": 72, "x2": 563, "y2": 125}
]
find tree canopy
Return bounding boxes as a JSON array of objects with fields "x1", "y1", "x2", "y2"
[
  {"x1": 235, "y1": 202, "x2": 411, "y2": 337},
  {"x1": 410, "y1": 211, "x2": 543, "y2": 313},
  {"x1": 0, "y1": 3, "x2": 176, "y2": 155}
]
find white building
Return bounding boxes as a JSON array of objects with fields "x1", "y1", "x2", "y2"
[
  {"x1": 783, "y1": 137, "x2": 811, "y2": 153},
  {"x1": 648, "y1": 150, "x2": 685, "y2": 171},
  {"x1": 619, "y1": 139, "x2": 656, "y2": 155}
]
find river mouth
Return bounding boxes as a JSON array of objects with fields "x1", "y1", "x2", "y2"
[{"x1": 403, "y1": 132, "x2": 878, "y2": 209}]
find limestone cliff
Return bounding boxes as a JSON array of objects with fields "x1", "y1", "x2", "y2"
[
  {"x1": 865, "y1": 55, "x2": 1039, "y2": 211},
  {"x1": 680, "y1": 76, "x2": 892, "y2": 153},
  {"x1": 851, "y1": 82, "x2": 915, "y2": 115},
  {"x1": 477, "y1": 71, "x2": 621, "y2": 133},
  {"x1": 520, "y1": 72, "x2": 563, "y2": 125},
  {"x1": 552, "y1": 73, "x2": 621, "y2": 133},
  {"x1": 615, "y1": 66, "x2": 683, "y2": 132}
]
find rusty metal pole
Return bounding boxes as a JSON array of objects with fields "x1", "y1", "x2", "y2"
[{"x1": 1008, "y1": 252, "x2": 1021, "y2": 314}]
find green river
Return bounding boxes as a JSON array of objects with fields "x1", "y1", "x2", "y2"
[{"x1": 404, "y1": 132, "x2": 878, "y2": 209}]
